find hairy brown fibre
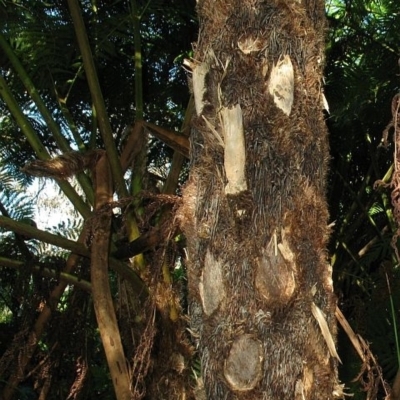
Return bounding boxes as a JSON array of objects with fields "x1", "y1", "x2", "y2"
[
  {"x1": 22, "y1": 150, "x2": 104, "y2": 179},
  {"x1": 179, "y1": 0, "x2": 340, "y2": 398}
]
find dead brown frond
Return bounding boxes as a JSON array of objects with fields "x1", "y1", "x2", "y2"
[
  {"x1": 138, "y1": 191, "x2": 182, "y2": 226},
  {"x1": 377, "y1": 93, "x2": 400, "y2": 261},
  {"x1": 0, "y1": 326, "x2": 30, "y2": 377},
  {"x1": 335, "y1": 307, "x2": 391, "y2": 399},
  {"x1": 22, "y1": 150, "x2": 104, "y2": 179},
  {"x1": 131, "y1": 303, "x2": 157, "y2": 400},
  {"x1": 66, "y1": 357, "x2": 88, "y2": 400}
]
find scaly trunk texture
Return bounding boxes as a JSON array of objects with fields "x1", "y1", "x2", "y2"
[{"x1": 179, "y1": 0, "x2": 343, "y2": 399}]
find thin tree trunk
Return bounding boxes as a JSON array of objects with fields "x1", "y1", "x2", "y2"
[
  {"x1": 91, "y1": 153, "x2": 131, "y2": 400},
  {"x1": 180, "y1": 1, "x2": 343, "y2": 399}
]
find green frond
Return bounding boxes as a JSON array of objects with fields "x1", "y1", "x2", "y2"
[
  {"x1": 0, "y1": 190, "x2": 34, "y2": 222},
  {"x1": 369, "y1": 202, "x2": 384, "y2": 216},
  {"x1": 48, "y1": 218, "x2": 83, "y2": 242}
]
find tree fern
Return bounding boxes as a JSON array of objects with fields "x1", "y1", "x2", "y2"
[{"x1": 0, "y1": 190, "x2": 34, "y2": 222}]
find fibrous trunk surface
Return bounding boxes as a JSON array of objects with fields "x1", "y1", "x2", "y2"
[{"x1": 180, "y1": 0, "x2": 342, "y2": 399}]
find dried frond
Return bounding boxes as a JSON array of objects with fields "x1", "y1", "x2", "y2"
[
  {"x1": 378, "y1": 93, "x2": 400, "y2": 261},
  {"x1": 22, "y1": 150, "x2": 104, "y2": 179},
  {"x1": 131, "y1": 305, "x2": 156, "y2": 400}
]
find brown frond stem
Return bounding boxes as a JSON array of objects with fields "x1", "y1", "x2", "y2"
[
  {"x1": 0, "y1": 257, "x2": 91, "y2": 293},
  {"x1": 144, "y1": 122, "x2": 190, "y2": 158},
  {"x1": 120, "y1": 121, "x2": 145, "y2": 173},
  {"x1": 0, "y1": 216, "x2": 146, "y2": 299}
]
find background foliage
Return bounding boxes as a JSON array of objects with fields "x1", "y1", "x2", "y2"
[{"x1": 326, "y1": 0, "x2": 400, "y2": 396}]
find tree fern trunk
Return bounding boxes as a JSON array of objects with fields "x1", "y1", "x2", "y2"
[{"x1": 180, "y1": 0, "x2": 343, "y2": 398}]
